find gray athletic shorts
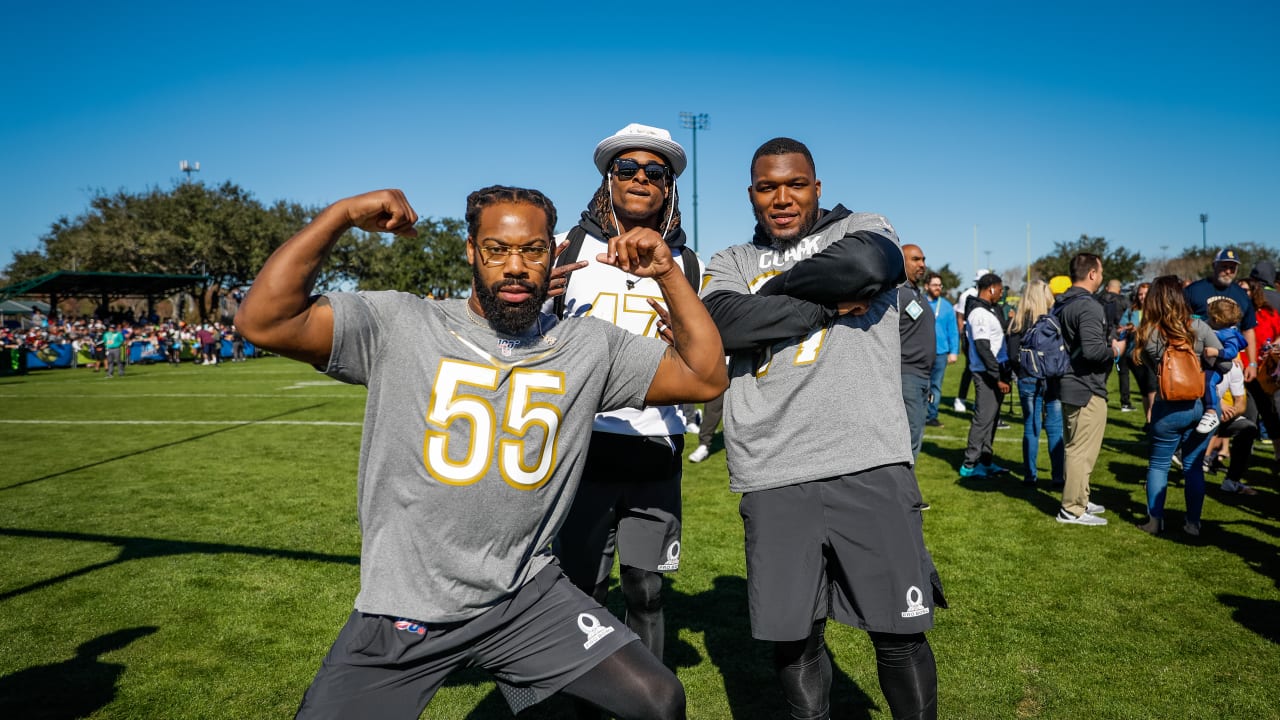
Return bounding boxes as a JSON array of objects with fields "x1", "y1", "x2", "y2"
[
  {"x1": 295, "y1": 565, "x2": 640, "y2": 719},
  {"x1": 739, "y1": 464, "x2": 946, "y2": 641},
  {"x1": 555, "y1": 431, "x2": 683, "y2": 587}
]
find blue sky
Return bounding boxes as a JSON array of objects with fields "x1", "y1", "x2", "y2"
[{"x1": 2, "y1": 1, "x2": 1276, "y2": 287}]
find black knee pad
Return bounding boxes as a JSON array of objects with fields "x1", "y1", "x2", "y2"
[{"x1": 620, "y1": 566, "x2": 664, "y2": 613}]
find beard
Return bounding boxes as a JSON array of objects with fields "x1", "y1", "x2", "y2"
[
  {"x1": 471, "y1": 263, "x2": 549, "y2": 335},
  {"x1": 754, "y1": 204, "x2": 821, "y2": 250}
]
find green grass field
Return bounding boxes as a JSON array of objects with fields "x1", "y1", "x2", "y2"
[{"x1": 2, "y1": 357, "x2": 1278, "y2": 719}]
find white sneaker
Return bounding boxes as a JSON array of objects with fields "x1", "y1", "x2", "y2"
[
  {"x1": 953, "y1": 398, "x2": 967, "y2": 412},
  {"x1": 1196, "y1": 411, "x2": 1220, "y2": 434},
  {"x1": 688, "y1": 445, "x2": 710, "y2": 463},
  {"x1": 1056, "y1": 508, "x2": 1108, "y2": 526},
  {"x1": 1086, "y1": 501, "x2": 1106, "y2": 515},
  {"x1": 685, "y1": 422, "x2": 700, "y2": 435}
]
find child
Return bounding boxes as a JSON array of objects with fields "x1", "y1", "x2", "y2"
[{"x1": 1197, "y1": 298, "x2": 1248, "y2": 433}]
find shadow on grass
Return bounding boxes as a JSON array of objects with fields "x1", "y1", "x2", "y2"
[
  {"x1": 1218, "y1": 595, "x2": 1280, "y2": 644},
  {"x1": 1210, "y1": 517, "x2": 1280, "y2": 642},
  {"x1": 0, "y1": 626, "x2": 157, "y2": 719},
  {"x1": 0, "y1": 527, "x2": 357, "y2": 602},
  {"x1": 929, "y1": 437, "x2": 1068, "y2": 518},
  {"x1": 0, "y1": 403, "x2": 331, "y2": 492},
  {"x1": 445, "y1": 575, "x2": 879, "y2": 719}
]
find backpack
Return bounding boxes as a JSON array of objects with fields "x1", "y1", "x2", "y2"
[
  {"x1": 1159, "y1": 337, "x2": 1203, "y2": 401},
  {"x1": 1018, "y1": 295, "x2": 1084, "y2": 380},
  {"x1": 551, "y1": 225, "x2": 702, "y2": 318}
]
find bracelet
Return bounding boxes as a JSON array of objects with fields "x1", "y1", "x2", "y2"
[{"x1": 1248, "y1": 361, "x2": 1257, "y2": 367}]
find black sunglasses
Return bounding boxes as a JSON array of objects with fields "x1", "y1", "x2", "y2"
[{"x1": 612, "y1": 158, "x2": 670, "y2": 182}]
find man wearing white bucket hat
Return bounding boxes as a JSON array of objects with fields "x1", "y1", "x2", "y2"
[{"x1": 549, "y1": 124, "x2": 704, "y2": 671}]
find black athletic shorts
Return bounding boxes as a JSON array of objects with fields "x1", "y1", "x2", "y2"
[
  {"x1": 555, "y1": 431, "x2": 683, "y2": 588},
  {"x1": 295, "y1": 565, "x2": 640, "y2": 719},
  {"x1": 739, "y1": 464, "x2": 947, "y2": 641}
]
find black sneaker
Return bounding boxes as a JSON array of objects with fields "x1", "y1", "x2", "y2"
[
  {"x1": 996, "y1": 420, "x2": 1011, "y2": 430},
  {"x1": 925, "y1": 419, "x2": 944, "y2": 427}
]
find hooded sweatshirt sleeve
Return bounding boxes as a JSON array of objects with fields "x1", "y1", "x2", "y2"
[
  {"x1": 701, "y1": 291, "x2": 837, "y2": 352},
  {"x1": 754, "y1": 230, "x2": 906, "y2": 304}
]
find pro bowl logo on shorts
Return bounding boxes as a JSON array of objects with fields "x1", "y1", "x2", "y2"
[
  {"x1": 577, "y1": 612, "x2": 614, "y2": 650},
  {"x1": 394, "y1": 619, "x2": 427, "y2": 635},
  {"x1": 900, "y1": 586, "x2": 930, "y2": 618},
  {"x1": 657, "y1": 540, "x2": 681, "y2": 571}
]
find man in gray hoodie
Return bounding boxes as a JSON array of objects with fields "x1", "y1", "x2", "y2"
[{"x1": 702, "y1": 137, "x2": 944, "y2": 720}]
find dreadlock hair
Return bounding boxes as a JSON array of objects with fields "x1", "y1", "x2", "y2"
[
  {"x1": 586, "y1": 174, "x2": 682, "y2": 238},
  {"x1": 465, "y1": 185, "x2": 557, "y2": 241},
  {"x1": 751, "y1": 137, "x2": 816, "y2": 178},
  {"x1": 1131, "y1": 275, "x2": 1194, "y2": 366}
]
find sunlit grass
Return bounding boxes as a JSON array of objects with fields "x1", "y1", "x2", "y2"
[{"x1": 1, "y1": 358, "x2": 1277, "y2": 718}]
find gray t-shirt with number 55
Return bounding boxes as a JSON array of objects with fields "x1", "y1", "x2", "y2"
[{"x1": 323, "y1": 291, "x2": 665, "y2": 623}]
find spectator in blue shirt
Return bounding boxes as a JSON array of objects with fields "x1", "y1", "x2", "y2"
[
  {"x1": 1184, "y1": 248, "x2": 1258, "y2": 384},
  {"x1": 924, "y1": 272, "x2": 960, "y2": 427}
]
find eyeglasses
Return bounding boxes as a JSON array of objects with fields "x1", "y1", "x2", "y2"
[
  {"x1": 477, "y1": 243, "x2": 549, "y2": 266},
  {"x1": 612, "y1": 158, "x2": 670, "y2": 183}
]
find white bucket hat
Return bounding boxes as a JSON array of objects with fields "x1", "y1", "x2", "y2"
[{"x1": 593, "y1": 123, "x2": 687, "y2": 177}]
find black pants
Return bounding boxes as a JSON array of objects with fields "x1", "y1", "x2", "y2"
[
  {"x1": 1218, "y1": 401, "x2": 1260, "y2": 481},
  {"x1": 963, "y1": 373, "x2": 1003, "y2": 467}
]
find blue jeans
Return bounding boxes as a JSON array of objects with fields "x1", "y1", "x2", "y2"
[
  {"x1": 902, "y1": 371, "x2": 931, "y2": 460},
  {"x1": 1017, "y1": 377, "x2": 1064, "y2": 483},
  {"x1": 926, "y1": 353, "x2": 949, "y2": 422},
  {"x1": 1146, "y1": 399, "x2": 1213, "y2": 524}
]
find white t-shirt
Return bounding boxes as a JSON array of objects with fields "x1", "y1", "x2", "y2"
[
  {"x1": 955, "y1": 287, "x2": 978, "y2": 318},
  {"x1": 551, "y1": 230, "x2": 701, "y2": 437}
]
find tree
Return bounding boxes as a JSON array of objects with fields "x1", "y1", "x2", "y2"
[
  {"x1": 5, "y1": 185, "x2": 476, "y2": 316},
  {"x1": 326, "y1": 217, "x2": 471, "y2": 299},
  {"x1": 1032, "y1": 235, "x2": 1144, "y2": 285},
  {"x1": 1, "y1": 250, "x2": 52, "y2": 285},
  {"x1": 3, "y1": 182, "x2": 313, "y2": 320},
  {"x1": 1151, "y1": 242, "x2": 1280, "y2": 282}
]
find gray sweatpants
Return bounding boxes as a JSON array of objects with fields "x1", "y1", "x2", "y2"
[{"x1": 105, "y1": 347, "x2": 125, "y2": 376}]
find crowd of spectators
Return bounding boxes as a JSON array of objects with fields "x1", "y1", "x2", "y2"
[
  {"x1": 932, "y1": 249, "x2": 1279, "y2": 535},
  {"x1": 1, "y1": 312, "x2": 252, "y2": 371}
]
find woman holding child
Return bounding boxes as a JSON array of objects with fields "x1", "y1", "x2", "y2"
[{"x1": 1132, "y1": 276, "x2": 1222, "y2": 536}]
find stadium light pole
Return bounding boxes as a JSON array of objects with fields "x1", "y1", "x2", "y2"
[
  {"x1": 679, "y1": 112, "x2": 708, "y2": 253},
  {"x1": 1200, "y1": 213, "x2": 1208, "y2": 250},
  {"x1": 180, "y1": 160, "x2": 201, "y2": 183}
]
